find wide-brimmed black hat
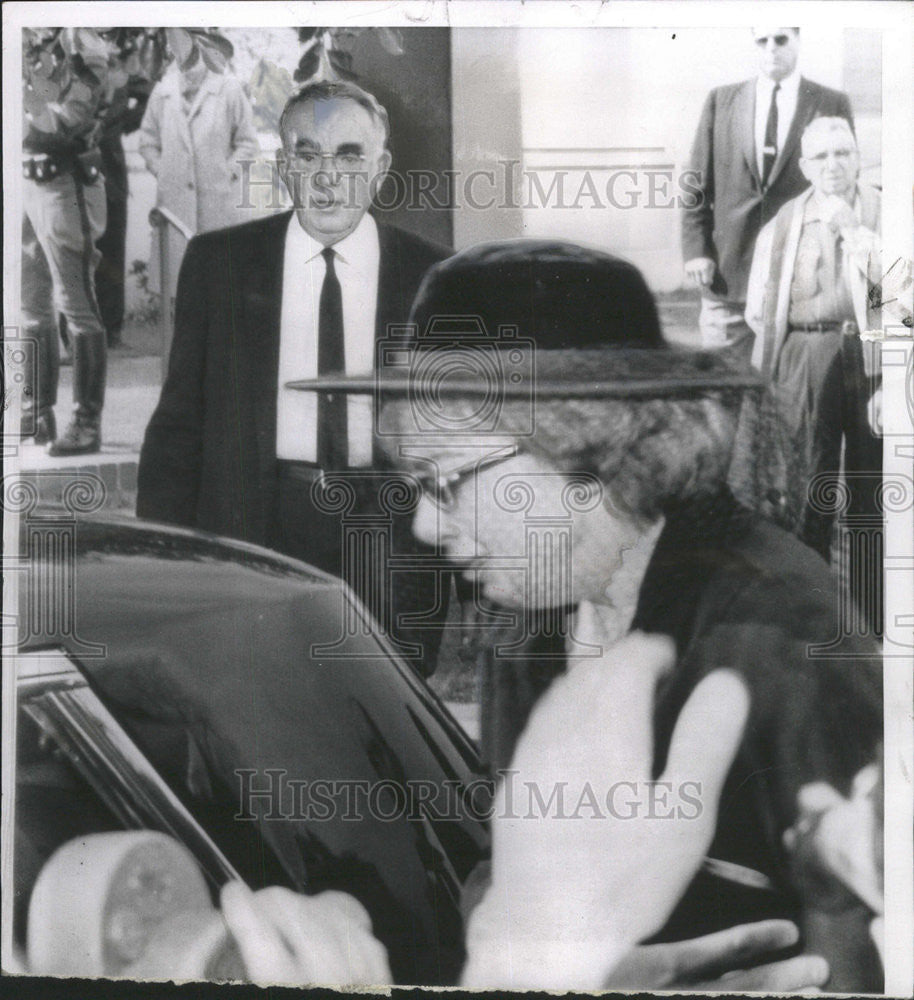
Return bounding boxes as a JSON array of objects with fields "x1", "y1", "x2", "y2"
[
  {"x1": 410, "y1": 238, "x2": 666, "y2": 350},
  {"x1": 288, "y1": 239, "x2": 762, "y2": 399}
]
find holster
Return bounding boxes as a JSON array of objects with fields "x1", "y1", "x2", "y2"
[{"x1": 75, "y1": 147, "x2": 104, "y2": 185}]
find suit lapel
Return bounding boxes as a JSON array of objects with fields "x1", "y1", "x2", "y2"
[
  {"x1": 767, "y1": 77, "x2": 814, "y2": 191},
  {"x1": 375, "y1": 222, "x2": 403, "y2": 344},
  {"x1": 738, "y1": 80, "x2": 761, "y2": 187},
  {"x1": 243, "y1": 211, "x2": 293, "y2": 478},
  {"x1": 770, "y1": 191, "x2": 810, "y2": 371}
]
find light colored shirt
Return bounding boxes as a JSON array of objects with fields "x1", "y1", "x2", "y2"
[
  {"x1": 276, "y1": 213, "x2": 379, "y2": 464},
  {"x1": 788, "y1": 191, "x2": 860, "y2": 325},
  {"x1": 755, "y1": 69, "x2": 801, "y2": 179}
]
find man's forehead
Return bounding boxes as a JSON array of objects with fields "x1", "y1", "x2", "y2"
[
  {"x1": 284, "y1": 97, "x2": 379, "y2": 140},
  {"x1": 802, "y1": 130, "x2": 857, "y2": 157},
  {"x1": 752, "y1": 26, "x2": 797, "y2": 40}
]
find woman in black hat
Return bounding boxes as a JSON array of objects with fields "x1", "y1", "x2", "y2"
[
  {"x1": 283, "y1": 238, "x2": 883, "y2": 991},
  {"x1": 370, "y1": 239, "x2": 883, "y2": 992}
]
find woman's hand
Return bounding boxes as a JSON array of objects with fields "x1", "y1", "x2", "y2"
[
  {"x1": 605, "y1": 920, "x2": 829, "y2": 991},
  {"x1": 462, "y1": 603, "x2": 750, "y2": 989}
]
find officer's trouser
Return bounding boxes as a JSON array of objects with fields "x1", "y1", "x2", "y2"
[{"x1": 22, "y1": 172, "x2": 107, "y2": 424}]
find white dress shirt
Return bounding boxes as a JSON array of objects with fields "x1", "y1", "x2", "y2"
[
  {"x1": 755, "y1": 69, "x2": 801, "y2": 179},
  {"x1": 276, "y1": 213, "x2": 379, "y2": 465}
]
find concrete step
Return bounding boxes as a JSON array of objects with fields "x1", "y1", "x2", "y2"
[{"x1": 12, "y1": 443, "x2": 138, "y2": 511}]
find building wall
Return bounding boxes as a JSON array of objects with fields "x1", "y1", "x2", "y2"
[
  {"x1": 123, "y1": 26, "x2": 882, "y2": 310},
  {"x1": 452, "y1": 26, "x2": 882, "y2": 291}
]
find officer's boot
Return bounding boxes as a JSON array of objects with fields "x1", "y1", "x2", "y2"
[
  {"x1": 48, "y1": 331, "x2": 106, "y2": 456},
  {"x1": 21, "y1": 322, "x2": 59, "y2": 444},
  {"x1": 21, "y1": 406, "x2": 56, "y2": 444},
  {"x1": 32, "y1": 408, "x2": 57, "y2": 445}
]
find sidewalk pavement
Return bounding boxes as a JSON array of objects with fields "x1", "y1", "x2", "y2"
[{"x1": 12, "y1": 351, "x2": 162, "y2": 511}]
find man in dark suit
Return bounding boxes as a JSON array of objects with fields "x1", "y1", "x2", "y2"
[
  {"x1": 137, "y1": 80, "x2": 450, "y2": 674},
  {"x1": 681, "y1": 27, "x2": 853, "y2": 362}
]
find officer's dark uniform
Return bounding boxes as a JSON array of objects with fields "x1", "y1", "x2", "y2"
[{"x1": 22, "y1": 28, "x2": 110, "y2": 454}]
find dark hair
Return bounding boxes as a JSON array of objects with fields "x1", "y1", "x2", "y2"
[{"x1": 279, "y1": 80, "x2": 390, "y2": 147}]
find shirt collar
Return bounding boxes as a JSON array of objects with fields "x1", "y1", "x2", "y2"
[
  {"x1": 809, "y1": 186, "x2": 862, "y2": 223},
  {"x1": 757, "y1": 67, "x2": 800, "y2": 99},
  {"x1": 289, "y1": 212, "x2": 378, "y2": 271}
]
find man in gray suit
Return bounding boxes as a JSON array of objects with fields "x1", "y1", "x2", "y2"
[{"x1": 681, "y1": 27, "x2": 853, "y2": 362}]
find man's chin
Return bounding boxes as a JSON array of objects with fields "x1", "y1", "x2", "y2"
[{"x1": 300, "y1": 211, "x2": 359, "y2": 243}]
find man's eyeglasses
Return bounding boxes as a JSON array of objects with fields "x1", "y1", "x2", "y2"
[
  {"x1": 755, "y1": 34, "x2": 792, "y2": 47},
  {"x1": 412, "y1": 448, "x2": 518, "y2": 511},
  {"x1": 288, "y1": 150, "x2": 367, "y2": 174}
]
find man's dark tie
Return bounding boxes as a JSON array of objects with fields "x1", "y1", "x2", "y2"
[
  {"x1": 318, "y1": 247, "x2": 347, "y2": 468},
  {"x1": 761, "y1": 83, "x2": 780, "y2": 188}
]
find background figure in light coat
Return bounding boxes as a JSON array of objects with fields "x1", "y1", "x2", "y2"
[
  {"x1": 139, "y1": 60, "x2": 259, "y2": 297},
  {"x1": 746, "y1": 117, "x2": 883, "y2": 635}
]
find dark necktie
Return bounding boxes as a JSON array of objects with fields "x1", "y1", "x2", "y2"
[
  {"x1": 761, "y1": 83, "x2": 780, "y2": 188},
  {"x1": 317, "y1": 247, "x2": 347, "y2": 468}
]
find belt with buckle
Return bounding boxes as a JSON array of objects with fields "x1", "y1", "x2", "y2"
[
  {"x1": 23, "y1": 148, "x2": 102, "y2": 185},
  {"x1": 23, "y1": 154, "x2": 71, "y2": 182},
  {"x1": 277, "y1": 460, "x2": 378, "y2": 484},
  {"x1": 788, "y1": 321, "x2": 845, "y2": 334}
]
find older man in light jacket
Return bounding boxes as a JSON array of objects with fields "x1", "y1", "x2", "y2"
[{"x1": 745, "y1": 116, "x2": 882, "y2": 632}]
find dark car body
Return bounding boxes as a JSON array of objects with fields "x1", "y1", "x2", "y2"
[{"x1": 11, "y1": 513, "x2": 489, "y2": 985}]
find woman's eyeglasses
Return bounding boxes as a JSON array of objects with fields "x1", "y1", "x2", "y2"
[{"x1": 412, "y1": 448, "x2": 518, "y2": 511}]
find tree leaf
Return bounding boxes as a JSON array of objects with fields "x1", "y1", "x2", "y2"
[
  {"x1": 31, "y1": 107, "x2": 57, "y2": 133},
  {"x1": 376, "y1": 27, "x2": 404, "y2": 55},
  {"x1": 166, "y1": 27, "x2": 194, "y2": 69},
  {"x1": 24, "y1": 85, "x2": 51, "y2": 117},
  {"x1": 109, "y1": 66, "x2": 129, "y2": 90},
  {"x1": 328, "y1": 49, "x2": 353, "y2": 74},
  {"x1": 72, "y1": 27, "x2": 109, "y2": 63},
  {"x1": 59, "y1": 28, "x2": 77, "y2": 56},
  {"x1": 68, "y1": 80, "x2": 92, "y2": 105},
  {"x1": 191, "y1": 29, "x2": 234, "y2": 61},
  {"x1": 198, "y1": 42, "x2": 225, "y2": 74},
  {"x1": 27, "y1": 73, "x2": 60, "y2": 104},
  {"x1": 138, "y1": 35, "x2": 164, "y2": 82},
  {"x1": 294, "y1": 46, "x2": 320, "y2": 83}
]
